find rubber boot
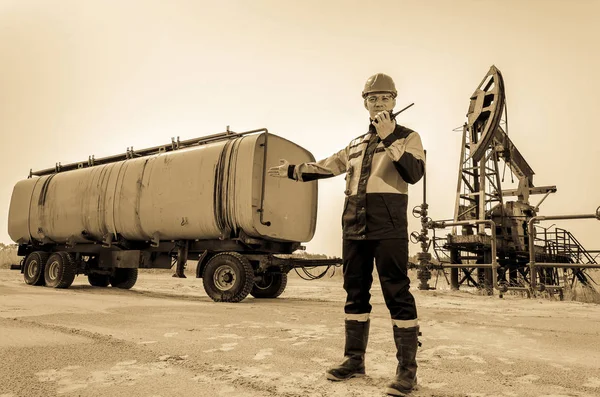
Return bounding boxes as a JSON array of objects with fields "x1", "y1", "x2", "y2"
[
  {"x1": 386, "y1": 325, "x2": 420, "y2": 396},
  {"x1": 326, "y1": 319, "x2": 370, "y2": 381}
]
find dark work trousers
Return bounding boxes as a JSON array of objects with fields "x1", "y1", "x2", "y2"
[{"x1": 342, "y1": 238, "x2": 417, "y2": 321}]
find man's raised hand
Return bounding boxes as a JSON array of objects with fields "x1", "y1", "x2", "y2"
[{"x1": 268, "y1": 159, "x2": 290, "y2": 178}]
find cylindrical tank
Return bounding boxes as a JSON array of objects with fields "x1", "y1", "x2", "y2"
[{"x1": 8, "y1": 133, "x2": 318, "y2": 245}]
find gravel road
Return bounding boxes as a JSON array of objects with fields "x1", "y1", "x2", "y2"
[{"x1": 1, "y1": 268, "x2": 599, "y2": 397}]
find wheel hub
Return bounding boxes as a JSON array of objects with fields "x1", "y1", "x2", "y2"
[
  {"x1": 213, "y1": 265, "x2": 236, "y2": 291},
  {"x1": 255, "y1": 273, "x2": 274, "y2": 290},
  {"x1": 47, "y1": 260, "x2": 59, "y2": 281},
  {"x1": 27, "y1": 260, "x2": 39, "y2": 278}
]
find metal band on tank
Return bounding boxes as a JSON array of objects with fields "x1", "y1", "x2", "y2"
[
  {"x1": 27, "y1": 177, "x2": 44, "y2": 242},
  {"x1": 214, "y1": 141, "x2": 229, "y2": 235},
  {"x1": 36, "y1": 174, "x2": 57, "y2": 243},
  {"x1": 214, "y1": 138, "x2": 242, "y2": 238},
  {"x1": 225, "y1": 139, "x2": 241, "y2": 232},
  {"x1": 111, "y1": 160, "x2": 128, "y2": 239}
]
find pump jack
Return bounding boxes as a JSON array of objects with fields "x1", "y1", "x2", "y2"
[{"x1": 411, "y1": 66, "x2": 600, "y2": 297}]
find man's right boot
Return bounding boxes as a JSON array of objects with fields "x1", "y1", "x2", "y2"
[{"x1": 326, "y1": 319, "x2": 370, "y2": 381}]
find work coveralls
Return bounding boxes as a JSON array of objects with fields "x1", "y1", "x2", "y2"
[{"x1": 287, "y1": 123, "x2": 425, "y2": 326}]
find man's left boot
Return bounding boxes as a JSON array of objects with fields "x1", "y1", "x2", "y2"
[{"x1": 385, "y1": 325, "x2": 420, "y2": 396}]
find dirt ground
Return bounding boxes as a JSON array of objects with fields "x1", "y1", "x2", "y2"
[{"x1": 1, "y1": 266, "x2": 599, "y2": 397}]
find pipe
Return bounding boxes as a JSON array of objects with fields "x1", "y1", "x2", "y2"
[
  {"x1": 533, "y1": 262, "x2": 600, "y2": 269},
  {"x1": 31, "y1": 128, "x2": 269, "y2": 177},
  {"x1": 259, "y1": 129, "x2": 272, "y2": 226},
  {"x1": 440, "y1": 264, "x2": 494, "y2": 268}
]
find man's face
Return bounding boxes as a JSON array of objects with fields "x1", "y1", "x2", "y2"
[{"x1": 365, "y1": 92, "x2": 396, "y2": 120}]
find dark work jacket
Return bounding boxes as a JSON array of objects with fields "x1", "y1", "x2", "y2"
[{"x1": 288, "y1": 123, "x2": 425, "y2": 240}]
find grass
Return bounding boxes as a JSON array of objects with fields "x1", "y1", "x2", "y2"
[
  {"x1": 0, "y1": 245, "x2": 19, "y2": 269},
  {"x1": 568, "y1": 286, "x2": 600, "y2": 303}
]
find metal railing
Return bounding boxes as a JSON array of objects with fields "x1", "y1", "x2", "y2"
[
  {"x1": 29, "y1": 127, "x2": 267, "y2": 177},
  {"x1": 527, "y1": 206, "x2": 600, "y2": 290}
]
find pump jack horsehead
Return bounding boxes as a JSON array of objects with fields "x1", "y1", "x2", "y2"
[{"x1": 410, "y1": 65, "x2": 600, "y2": 297}]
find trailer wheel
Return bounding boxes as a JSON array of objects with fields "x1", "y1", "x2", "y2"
[
  {"x1": 110, "y1": 268, "x2": 138, "y2": 289},
  {"x1": 44, "y1": 252, "x2": 76, "y2": 288},
  {"x1": 202, "y1": 252, "x2": 254, "y2": 302},
  {"x1": 88, "y1": 273, "x2": 110, "y2": 287},
  {"x1": 250, "y1": 272, "x2": 288, "y2": 299},
  {"x1": 23, "y1": 251, "x2": 49, "y2": 286}
]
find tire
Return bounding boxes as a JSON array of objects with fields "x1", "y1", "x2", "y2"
[
  {"x1": 110, "y1": 268, "x2": 138, "y2": 289},
  {"x1": 250, "y1": 271, "x2": 288, "y2": 299},
  {"x1": 23, "y1": 251, "x2": 49, "y2": 286},
  {"x1": 44, "y1": 252, "x2": 77, "y2": 289},
  {"x1": 88, "y1": 273, "x2": 110, "y2": 287},
  {"x1": 202, "y1": 252, "x2": 254, "y2": 302}
]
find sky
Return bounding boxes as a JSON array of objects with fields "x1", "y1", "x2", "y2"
[{"x1": 1, "y1": 0, "x2": 599, "y2": 258}]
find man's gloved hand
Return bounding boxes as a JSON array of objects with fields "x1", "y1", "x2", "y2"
[
  {"x1": 372, "y1": 110, "x2": 395, "y2": 139},
  {"x1": 268, "y1": 159, "x2": 290, "y2": 178}
]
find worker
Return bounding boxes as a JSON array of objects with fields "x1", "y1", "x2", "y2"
[{"x1": 268, "y1": 73, "x2": 425, "y2": 396}]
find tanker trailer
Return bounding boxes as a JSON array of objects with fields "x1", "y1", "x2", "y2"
[{"x1": 8, "y1": 128, "x2": 341, "y2": 302}]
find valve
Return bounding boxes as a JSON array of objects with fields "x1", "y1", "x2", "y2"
[
  {"x1": 410, "y1": 231, "x2": 421, "y2": 244},
  {"x1": 596, "y1": 206, "x2": 600, "y2": 220},
  {"x1": 412, "y1": 203, "x2": 429, "y2": 218},
  {"x1": 420, "y1": 216, "x2": 432, "y2": 227},
  {"x1": 412, "y1": 206, "x2": 423, "y2": 218}
]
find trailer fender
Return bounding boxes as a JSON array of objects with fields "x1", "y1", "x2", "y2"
[{"x1": 196, "y1": 250, "x2": 213, "y2": 278}]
